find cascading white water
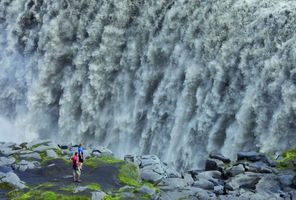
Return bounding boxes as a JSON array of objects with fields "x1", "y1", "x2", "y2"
[{"x1": 1, "y1": 0, "x2": 296, "y2": 169}]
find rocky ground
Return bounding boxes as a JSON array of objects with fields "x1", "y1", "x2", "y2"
[
  {"x1": 0, "y1": 140, "x2": 295, "y2": 200},
  {"x1": 0, "y1": 141, "x2": 159, "y2": 200}
]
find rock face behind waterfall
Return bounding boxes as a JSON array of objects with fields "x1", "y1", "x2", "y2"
[{"x1": 1, "y1": 0, "x2": 296, "y2": 169}]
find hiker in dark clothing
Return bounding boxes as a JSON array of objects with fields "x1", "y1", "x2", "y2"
[{"x1": 78, "y1": 143, "x2": 84, "y2": 169}]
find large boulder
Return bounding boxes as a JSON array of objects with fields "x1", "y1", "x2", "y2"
[
  {"x1": 187, "y1": 169, "x2": 202, "y2": 180},
  {"x1": 140, "y1": 168, "x2": 164, "y2": 184},
  {"x1": 205, "y1": 159, "x2": 224, "y2": 171},
  {"x1": 226, "y1": 164, "x2": 245, "y2": 177},
  {"x1": 255, "y1": 174, "x2": 281, "y2": 194},
  {"x1": 237, "y1": 151, "x2": 263, "y2": 162},
  {"x1": 0, "y1": 166, "x2": 13, "y2": 173},
  {"x1": 20, "y1": 152, "x2": 41, "y2": 160},
  {"x1": 213, "y1": 185, "x2": 224, "y2": 195},
  {"x1": 91, "y1": 191, "x2": 107, "y2": 200},
  {"x1": 164, "y1": 164, "x2": 181, "y2": 178},
  {"x1": 74, "y1": 186, "x2": 89, "y2": 193},
  {"x1": 33, "y1": 145, "x2": 56, "y2": 152},
  {"x1": 124, "y1": 155, "x2": 134, "y2": 162},
  {"x1": 0, "y1": 172, "x2": 26, "y2": 189},
  {"x1": 221, "y1": 190, "x2": 282, "y2": 200},
  {"x1": 28, "y1": 141, "x2": 59, "y2": 152},
  {"x1": 226, "y1": 172, "x2": 262, "y2": 190},
  {"x1": 0, "y1": 147, "x2": 19, "y2": 156},
  {"x1": 278, "y1": 173, "x2": 294, "y2": 187},
  {"x1": 245, "y1": 162, "x2": 273, "y2": 173},
  {"x1": 46, "y1": 150, "x2": 58, "y2": 158},
  {"x1": 159, "y1": 177, "x2": 191, "y2": 189},
  {"x1": 209, "y1": 152, "x2": 231, "y2": 163},
  {"x1": 12, "y1": 160, "x2": 40, "y2": 171},
  {"x1": 183, "y1": 173, "x2": 194, "y2": 186},
  {"x1": 91, "y1": 147, "x2": 113, "y2": 157},
  {"x1": 159, "y1": 186, "x2": 216, "y2": 200},
  {"x1": 197, "y1": 171, "x2": 222, "y2": 180},
  {"x1": 0, "y1": 157, "x2": 15, "y2": 167},
  {"x1": 92, "y1": 150, "x2": 101, "y2": 157},
  {"x1": 19, "y1": 150, "x2": 34, "y2": 154},
  {"x1": 138, "y1": 185, "x2": 158, "y2": 199},
  {"x1": 138, "y1": 155, "x2": 162, "y2": 168},
  {"x1": 136, "y1": 155, "x2": 170, "y2": 184},
  {"x1": 192, "y1": 178, "x2": 215, "y2": 190}
]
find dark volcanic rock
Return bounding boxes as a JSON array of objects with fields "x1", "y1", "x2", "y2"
[
  {"x1": 226, "y1": 172, "x2": 262, "y2": 190},
  {"x1": 246, "y1": 162, "x2": 273, "y2": 174},
  {"x1": 205, "y1": 159, "x2": 224, "y2": 172},
  {"x1": 209, "y1": 152, "x2": 231, "y2": 163},
  {"x1": 237, "y1": 151, "x2": 262, "y2": 162},
  {"x1": 58, "y1": 145, "x2": 68, "y2": 150},
  {"x1": 226, "y1": 164, "x2": 245, "y2": 177}
]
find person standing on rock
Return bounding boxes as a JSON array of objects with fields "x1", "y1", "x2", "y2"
[
  {"x1": 78, "y1": 143, "x2": 84, "y2": 169},
  {"x1": 71, "y1": 152, "x2": 81, "y2": 182}
]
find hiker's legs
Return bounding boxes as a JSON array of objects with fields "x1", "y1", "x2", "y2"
[
  {"x1": 74, "y1": 168, "x2": 81, "y2": 182},
  {"x1": 73, "y1": 170, "x2": 77, "y2": 181}
]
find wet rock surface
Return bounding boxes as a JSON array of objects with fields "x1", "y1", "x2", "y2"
[{"x1": 0, "y1": 141, "x2": 295, "y2": 199}]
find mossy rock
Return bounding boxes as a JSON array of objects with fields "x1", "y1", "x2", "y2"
[
  {"x1": 103, "y1": 195, "x2": 121, "y2": 200},
  {"x1": 19, "y1": 143, "x2": 28, "y2": 149},
  {"x1": 8, "y1": 189, "x2": 90, "y2": 200},
  {"x1": 85, "y1": 156, "x2": 123, "y2": 168},
  {"x1": 87, "y1": 183, "x2": 101, "y2": 191},
  {"x1": 276, "y1": 146, "x2": 296, "y2": 170},
  {"x1": 118, "y1": 163, "x2": 141, "y2": 187},
  {"x1": 0, "y1": 182, "x2": 14, "y2": 190},
  {"x1": 30, "y1": 142, "x2": 49, "y2": 150}
]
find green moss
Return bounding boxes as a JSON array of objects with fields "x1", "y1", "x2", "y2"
[
  {"x1": 54, "y1": 148, "x2": 63, "y2": 157},
  {"x1": 59, "y1": 196, "x2": 90, "y2": 200},
  {"x1": 281, "y1": 147, "x2": 296, "y2": 162},
  {"x1": 87, "y1": 183, "x2": 101, "y2": 191},
  {"x1": 6, "y1": 190, "x2": 24, "y2": 199},
  {"x1": 34, "y1": 182, "x2": 55, "y2": 189},
  {"x1": 19, "y1": 142, "x2": 28, "y2": 149},
  {"x1": 11, "y1": 154, "x2": 20, "y2": 164},
  {"x1": 103, "y1": 195, "x2": 121, "y2": 200},
  {"x1": 11, "y1": 191, "x2": 32, "y2": 200},
  {"x1": 276, "y1": 146, "x2": 296, "y2": 170},
  {"x1": 41, "y1": 191, "x2": 57, "y2": 200},
  {"x1": 30, "y1": 142, "x2": 49, "y2": 150},
  {"x1": 59, "y1": 185, "x2": 76, "y2": 193},
  {"x1": 39, "y1": 150, "x2": 56, "y2": 164},
  {"x1": 8, "y1": 190, "x2": 90, "y2": 200},
  {"x1": 99, "y1": 156, "x2": 124, "y2": 164},
  {"x1": 39, "y1": 151, "x2": 66, "y2": 167},
  {"x1": 84, "y1": 157, "x2": 103, "y2": 168},
  {"x1": 62, "y1": 157, "x2": 72, "y2": 165},
  {"x1": 85, "y1": 156, "x2": 123, "y2": 168},
  {"x1": 118, "y1": 163, "x2": 141, "y2": 187},
  {"x1": 0, "y1": 182, "x2": 14, "y2": 190}
]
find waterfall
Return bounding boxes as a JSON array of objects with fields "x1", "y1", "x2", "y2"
[{"x1": 1, "y1": 0, "x2": 296, "y2": 169}]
